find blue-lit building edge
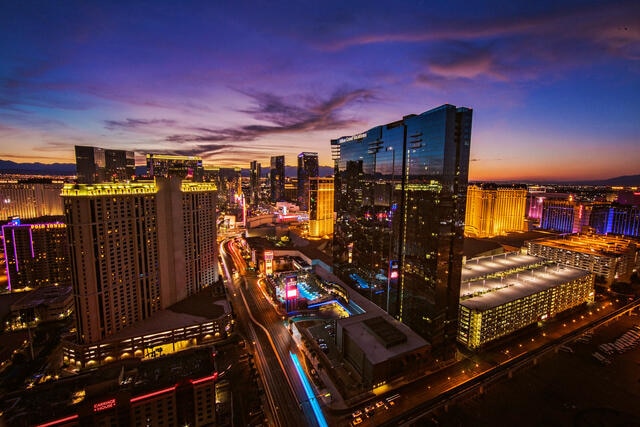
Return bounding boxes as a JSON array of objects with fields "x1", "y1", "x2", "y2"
[
  {"x1": 540, "y1": 203, "x2": 639, "y2": 237},
  {"x1": 590, "y1": 205, "x2": 640, "y2": 237}
]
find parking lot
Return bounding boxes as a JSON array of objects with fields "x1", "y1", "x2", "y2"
[{"x1": 433, "y1": 313, "x2": 640, "y2": 426}]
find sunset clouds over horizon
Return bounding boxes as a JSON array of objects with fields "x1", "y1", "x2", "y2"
[{"x1": 1, "y1": 0, "x2": 638, "y2": 181}]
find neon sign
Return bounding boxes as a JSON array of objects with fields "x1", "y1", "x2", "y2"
[{"x1": 93, "y1": 398, "x2": 117, "y2": 412}]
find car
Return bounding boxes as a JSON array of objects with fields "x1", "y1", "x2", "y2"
[
  {"x1": 365, "y1": 405, "x2": 375, "y2": 416},
  {"x1": 375, "y1": 400, "x2": 388, "y2": 409},
  {"x1": 352, "y1": 410, "x2": 363, "y2": 418},
  {"x1": 352, "y1": 417, "x2": 363, "y2": 425}
]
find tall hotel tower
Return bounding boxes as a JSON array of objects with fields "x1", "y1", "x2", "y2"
[
  {"x1": 270, "y1": 155, "x2": 285, "y2": 203},
  {"x1": 332, "y1": 104, "x2": 472, "y2": 359},
  {"x1": 62, "y1": 178, "x2": 217, "y2": 344},
  {"x1": 464, "y1": 183, "x2": 528, "y2": 237},
  {"x1": 249, "y1": 160, "x2": 261, "y2": 206},
  {"x1": 297, "y1": 152, "x2": 319, "y2": 210}
]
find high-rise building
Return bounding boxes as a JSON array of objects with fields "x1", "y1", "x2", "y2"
[
  {"x1": 308, "y1": 177, "x2": 334, "y2": 238},
  {"x1": 146, "y1": 154, "x2": 204, "y2": 181},
  {"x1": 332, "y1": 104, "x2": 472, "y2": 360},
  {"x1": 0, "y1": 179, "x2": 64, "y2": 219},
  {"x1": 2, "y1": 219, "x2": 71, "y2": 291},
  {"x1": 105, "y1": 148, "x2": 136, "y2": 182},
  {"x1": 297, "y1": 152, "x2": 319, "y2": 211},
  {"x1": 249, "y1": 160, "x2": 261, "y2": 206},
  {"x1": 75, "y1": 145, "x2": 136, "y2": 184},
  {"x1": 540, "y1": 199, "x2": 591, "y2": 234},
  {"x1": 62, "y1": 177, "x2": 218, "y2": 344},
  {"x1": 465, "y1": 183, "x2": 528, "y2": 237},
  {"x1": 270, "y1": 155, "x2": 285, "y2": 203},
  {"x1": 75, "y1": 145, "x2": 106, "y2": 184},
  {"x1": 590, "y1": 204, "x2": 640, "y2": 237}
]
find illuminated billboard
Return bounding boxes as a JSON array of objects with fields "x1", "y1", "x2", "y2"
[
  {"x1": 265, "y1": 251, "x2": 274, "y2": 275},
  {"x1": 285, "y1": 275, "x2": 298, "y2": 299}
]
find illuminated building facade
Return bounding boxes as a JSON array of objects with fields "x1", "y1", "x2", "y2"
[
  {"x1": 2, "y1": 219, "x2": 71, "y2": 291},
  {"x1": 540, "y1": 199, "x2": 591, "y2": 234},
  {"x1": 270, "y1": 155, "x2": 285, "y2": 203},
  {"x1": 63, "y1": 178, "x2": 218, "y2": 344},
  {"x1": 0, "y1": 179, "x2": 64, "y2": 219},
  {"x1": 465, "y1": 183, "x2": 527, "y2": 237},
  {"x1": 458, "y1": 254, "x2": 594, "y2": 349},
  {"x1": 589, "y1": 204, "x2": 640, "y2": 237},
  {"x1": 146, "y1": 153, "x2": 204, "y2": 181},
  {"x1": 297, "y1": 152, "x2": 319, "y2": 211},
  {"x1": 527, "y1": 191, "x2": 572, "y2": 224},
  {"x1": 526, "y1": 233, "x2": 639, "y2": 286},
  {"x1": 308, "y1": 177, "x2": 334, "y2": 238},
  {"x1": 332, "y1": 104, "x2": 472, "y2": 360}
]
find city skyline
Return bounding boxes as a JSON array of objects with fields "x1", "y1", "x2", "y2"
[{"x1": 1, "y1": 1, "x2": 639, "y2": 182}]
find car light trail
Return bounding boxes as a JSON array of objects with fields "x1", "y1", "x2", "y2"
[{"x1": 289, "y1": 351, "x2": 328, "y2": 427}]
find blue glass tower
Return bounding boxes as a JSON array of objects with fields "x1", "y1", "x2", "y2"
[{"x1": 332, "y1": 104, "x2": 472, "y2": 360}]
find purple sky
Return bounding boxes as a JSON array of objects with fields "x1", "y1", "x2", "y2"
[{"x1": 1, "y1": 0, "x2": 639, "y2": 181}]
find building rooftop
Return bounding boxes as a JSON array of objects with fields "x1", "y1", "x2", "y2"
[
  {"x1": 460, "y1": 263, "x2": 591, "y2": 311},
  {"x1": 0, "y1": 347, "x2": 215, "y2": 426},
  {"x1": 100, "y1": 288, "x2": 229, "y2": 343},
  {"x1": 10, "y1": 285, "x2": 72, "y2": 310},
  {"x1": 338, "y1": 311, "x2": 429, "y2": 365},
  {"x1": 461, "y1": 253, "x2": 544, "y2": 284},
  {"x1": 528, "y1": 233, "x2": 638, "y2": 257}
]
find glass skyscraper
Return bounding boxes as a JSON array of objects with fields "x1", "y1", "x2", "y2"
[
  {"x1": 332, "y1": 104, "x2": 472, "y2": 360},
  {"x1": 297, "y1": 152, "x2": 319, "y2": 210},
  {"x1": 270, "y1": 155, "x2": 285, "y2": 203}
]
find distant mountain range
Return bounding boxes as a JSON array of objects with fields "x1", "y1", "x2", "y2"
[
  {"x1": 0, "y1": 160, "x2": 76, "y2": 175},
  {"x1": 1, "y1": 160, "x2": 637, "y2": 185}
]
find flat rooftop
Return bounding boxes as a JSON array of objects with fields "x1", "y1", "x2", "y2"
[
  {"x1": 460, "y1": 263, "x2": 592, "y2": 311},
  {"x1": 10, "y1": 285, "x2": 72, "y2": 309},
  {"x1": 529, "y1": 233, "x2": 638, "y2": 257},
  {"x1": 461, "y1": 253, "x2": 545, "y2": 283},
  {"x1": 101, "y1": 288, "x2": 230, "y2": 342},
  {"x1": 339, "y1": 311, "x2": 429, "y2": 365}
]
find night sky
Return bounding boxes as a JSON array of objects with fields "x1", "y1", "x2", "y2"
[{"x1": 1, "y1": 0, "x2": 638, "y2": 181}]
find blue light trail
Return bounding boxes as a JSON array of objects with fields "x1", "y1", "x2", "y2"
[{"x1": 289, "y1": 352, "x2": 328, "y2": 427}]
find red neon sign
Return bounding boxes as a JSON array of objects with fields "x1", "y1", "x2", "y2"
[{"x1": 93, "y1": 398, "x2": 117, "y2": 412}]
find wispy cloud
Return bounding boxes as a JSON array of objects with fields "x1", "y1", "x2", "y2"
[
  {"x1": 164, "y1": 88, "x2": 375, "y2": 144},
  {"x1": 104, "y1": 118, "x2": 177, "y2": 130}
]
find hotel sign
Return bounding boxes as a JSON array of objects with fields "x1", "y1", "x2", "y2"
[
  {"x1": 93, "y1": 398, "x2": 117, "y2": 412},
  {"x1": 337, "y1": 132, "x2": 367, "y2": 144}
]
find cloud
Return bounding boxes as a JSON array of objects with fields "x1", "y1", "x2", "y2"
[
  {"x1": 164, "y1": 88, "x2": 375, "y2": 144},
  {"x1": 104, "y1": 118, "x2": 177, "y2": 130}
]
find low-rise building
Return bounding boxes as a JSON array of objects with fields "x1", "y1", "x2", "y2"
[
  {"x1": 526, "y1": 233, "x2": 639, "y2": 286},
  {"x1": 458, "y1": 252, "x2": 594, "y2": 350}
]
